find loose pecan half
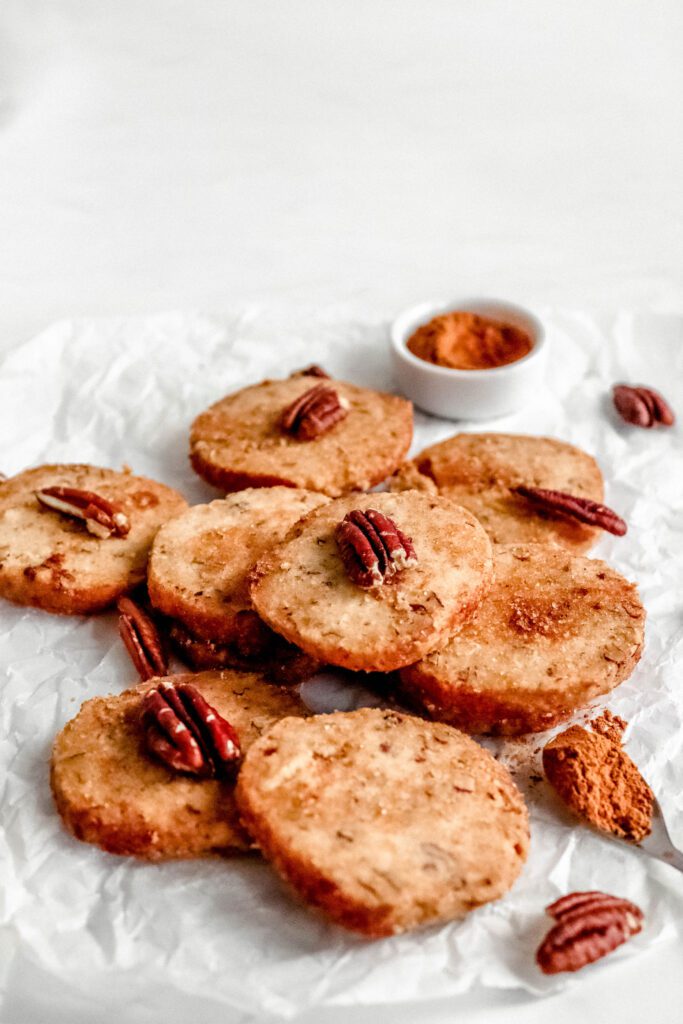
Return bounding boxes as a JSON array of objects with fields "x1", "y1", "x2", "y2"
[
  {"x1": 335, "y1": 508, "x2": 417, "y2": 588},
  {"x1": 141, "y1": 680, "x2": 241, "y2": 777},
  {"x1": 613, "y1": 384, "x2": 675, "y2": 428},
  {"x1": 36, "y1": 486, "x2": 130, "y2": 539},
  {"x1": 513, "y1": 486, "x2": 627, "y2": 537},
  {"x1": 281, "y1": 383, "x2": 348, "y2": 440},
  {"x1": 118, "y1": 596, "x2": 167, "y2": 680},
  {"x1": 289, "y1": 364, "x2": 330, "y2": 379},
  {"x1": 536, "y1": 890, "x2": 643, "y2": 974}
]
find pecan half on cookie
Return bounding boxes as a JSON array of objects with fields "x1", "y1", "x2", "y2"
[
  {"x1": 36, "y1": 486, "x2": 130, "y2": 538},
  {"x1": 513, "y1": 486, "x2": 626, "y2": 537},
  {"x1": 142, "y1": 680, "x2": 241, "y2": 777},
  {"x1": 280, "y1": 383, "x2": 349, "y2": 440},
  {"x1": 335, "y1": 508, "x2": 417, "y2": 588}
]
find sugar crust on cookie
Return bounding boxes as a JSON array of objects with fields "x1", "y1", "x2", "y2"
[{"x1": 400, "y1": 544, "x2": 645, "y2": 735}]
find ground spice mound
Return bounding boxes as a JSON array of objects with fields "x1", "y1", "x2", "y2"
[
  {"x1": 406, "y1": 311, "x2": 533, "y2": 370},
  {"x1": 542, "y1": 723, "x2": 653, "y2": 842}
]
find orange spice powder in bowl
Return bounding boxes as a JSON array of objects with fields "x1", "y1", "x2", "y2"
[
  {"x1": 406, "y1": 311, "x2": 533, "y2": 371},
  {"x1": 390, "y1": 298, "x2": 547, "y2": 420}
]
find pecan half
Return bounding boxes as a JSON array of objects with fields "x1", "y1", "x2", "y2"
[
  {"x1": 281, "y1": 383, "x2": 349, "y2": 440},
  {"x1": 335, "y1": 508, "x2": 417, "y2": 588},
  {"x1": 118, "y1": 596, "x2": 168, "y2": 680},
  {"x1": 141, "y1": 680, "x2": 241, "y2": 777},
  {"x1": 613, "y1": 384, "x2": 675, "y2": 428},
  {"x1": 289, "y1": 364, "x2": 330, "y2": 379},
  {"x1": 537, "y1": 890, "x2": 643, "y2": 974},
  {"x1": 513, "y1": 486, "x2": 627, "y2": 537},
  {"x1": 36, "y1": 486, "x2": 130, "y2": 539}
]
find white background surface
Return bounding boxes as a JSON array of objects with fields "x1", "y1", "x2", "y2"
[{"x1": 1, "y1": 2, "x2": 682, "y2": 1023}]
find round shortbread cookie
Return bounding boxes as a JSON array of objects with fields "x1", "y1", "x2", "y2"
[
  {"x1": 249, "y1": 491, "x2": 493, "y2": 672},
  {"x1": 235, "y1": 708, "x2": 529, "y2": 937},
  {"x1": 0, "y1": 464, "x2": 187, "y2": 615},
  {"x1": 390, "y1": 433, "x2": 605, "y2": 552},
  {"x1": 148, "y1": 488, "x2": 328, "y2": 642},
  {"x1": 50, "y1": 670, "x2": 308, "y2": 860},
  {"x1": 148, "y1": 488, "x2": 329, "y2": 678},
  {"x1": 189, "y1": 373, "x2": 413, "y2": 497},
  {"x1": 400, "y1": 544, "x2": 645, "y2": 735}
]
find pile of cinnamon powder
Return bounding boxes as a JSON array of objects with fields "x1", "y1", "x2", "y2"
[
  {"x1": 406, "y1": 311, "x2": 532, "y2": 370},
  {"x1": 542, "y1": 712, "x2": 653, "y2": 842}
]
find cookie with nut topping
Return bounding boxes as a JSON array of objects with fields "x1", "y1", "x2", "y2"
[
  {"x1": 400, "y1": 544, "x2": 645, "y2": 735},
  {"x1": 0, "y1": 464, "x2": 187, "y2": 615},
  {"x1": 390, "y1": 433, "x2": 605, "y2": 552},
  {"x1": 50, "y1": 670, "x2": 308, "y2": 860},
  {"x1": 189, "y1": 368, "x2": 413, "y2": 497},
  {"x1": 235, "y1": 708, "x2": 529, "y2": 937},
  {"x1": 249, "y1": 491, "x2": 493, "y2": 672},
  {"x1": 148, "y1": 487, "x2": 329, "y2": 679}
]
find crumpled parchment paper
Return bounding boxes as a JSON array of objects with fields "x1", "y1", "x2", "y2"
[{"x1": 1, "y1": 308, "x2": 682, "y2": 1021}]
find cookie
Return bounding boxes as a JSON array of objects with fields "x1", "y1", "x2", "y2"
[
  {"x1": 148, "y1": 488, "x2": 328, "y2": 677},
  {"x1": 249, "y1": 491, "x2": 493, "y2": 672},
  {"x1": 390, "y1": 433, "x2": 605, "y2": 552},
  {"x1": 400, "y1": 544, "x2": 645, "y2": 735},
  {"x1": 235, "y1": 708, "x2": 529, "y2": 937},
  {"x1": 0, "y1": 464, "x2": 187, "y2": 615},
  {"x1": 50, "y1": 670, "x2": 308, "y2": 860},
  {"x1": 189, "y1": 371, "x2": 413, "y2": 497}
]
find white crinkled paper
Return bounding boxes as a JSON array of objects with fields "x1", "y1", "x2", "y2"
[{"x1": 1, "y1": 308, "x2": 683, "y2": 1021}]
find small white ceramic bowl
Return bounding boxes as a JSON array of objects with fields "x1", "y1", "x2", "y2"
[{"x1": 390, "y1": 297, "x2": 547, "y2": 420}]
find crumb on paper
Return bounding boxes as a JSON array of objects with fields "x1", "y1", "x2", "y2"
[{"x1": 589, "y1": 709, "x2": 627, "y2": 745}]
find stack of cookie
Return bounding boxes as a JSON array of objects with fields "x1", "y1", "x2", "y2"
[{"x1": 0, "y1": 363, "x2": 646, "y2": 941}]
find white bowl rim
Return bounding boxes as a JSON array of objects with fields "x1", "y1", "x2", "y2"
[{"x1": 391, "y1": 297, "x2": 546, "y2": 378}]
